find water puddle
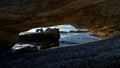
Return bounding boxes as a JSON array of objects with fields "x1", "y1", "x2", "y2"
[{"x1": 59, "y1": 32, "x2": 99, "y2": 46}]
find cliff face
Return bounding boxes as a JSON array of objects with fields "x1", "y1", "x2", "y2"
[
  {"x1": 0, "y1": 0, "x2": 120, "y2": 52},
  {"x1": 0, "y1": 0, "x2": 74, "y2": 14}
]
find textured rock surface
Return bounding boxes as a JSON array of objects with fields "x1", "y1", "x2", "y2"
[
  {"x1": 0, "y1": 1, "x2": 120, "y2": 67},
  {"x1": 11, "y1": 29, "x2": 60, "y2": 53},
  {"x1": 0, "y1": 36, "x2": 120, "y2": 68},
  {"x1": 0, "y1": 0, "x2": 120, "y2": 52},
  {"x1": 18, "y1": 29, "x2": 60, "y2": 43}
]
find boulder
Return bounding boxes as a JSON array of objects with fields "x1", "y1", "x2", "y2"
[
  {"x1": 11, "y1": 28, "x2": 60, "y2": 53},
  {"x1": 18, "y1": 28, "x2": 60, "y2": 43},
  {"x1": 69, "y1": 30, "x2": 89, "y2": 33}
]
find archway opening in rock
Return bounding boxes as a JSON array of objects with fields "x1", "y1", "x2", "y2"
[{"x1": 11, "y1": 24, "x2": 100, "y2": 52}]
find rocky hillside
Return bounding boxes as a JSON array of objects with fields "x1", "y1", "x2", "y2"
[{"x1": 0, "y1": 0, "x2": 120, "y2": 52}]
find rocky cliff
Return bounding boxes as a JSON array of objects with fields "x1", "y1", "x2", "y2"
[
  {"x1": 0, "y1": 0, "x2": 120, "y2": 53},
  {"x1": 1, "y1": 0, "x2": 120, "y2": 67}
]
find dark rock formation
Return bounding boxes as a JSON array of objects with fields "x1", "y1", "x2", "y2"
[
  {"x1": 0, "y1": 0, "x2": 120, "y2": 52},
  {"x1": 69, "y1": 30, "x2": 89, "y2": 33},
  {"x1": 1, "y1": 36, "x2": 120, "y2": 68},
  {"x1": 11, "y1": 28, "x2": 60, "y2": 53},
  {"x1": 0, "y1": 2, "x2": 120, "y2": 68},
  {"x1": 18, "y1": 29, "x2": 60, "y2": 43}
]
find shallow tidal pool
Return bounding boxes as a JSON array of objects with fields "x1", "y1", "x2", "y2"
[{"x1": 59, "y1": 32, "x2": 99, "y2": 46}]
